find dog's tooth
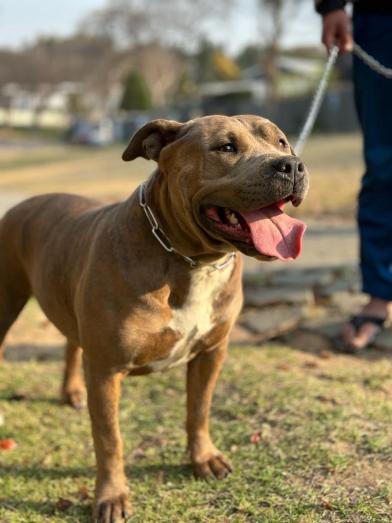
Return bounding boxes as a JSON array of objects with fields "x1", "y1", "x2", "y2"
[
  {"x1": 228, "y1": 212, "x2": 239, "y2": 225},
  {"x1": 223, "y1": 208, "x2": 239, "y2": 226}
]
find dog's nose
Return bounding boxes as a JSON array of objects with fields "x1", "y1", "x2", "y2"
[{"x1": 273, "y1": 156, "x2": 305, "y2": 178}]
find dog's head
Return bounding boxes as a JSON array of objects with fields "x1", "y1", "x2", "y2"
[{"x1": 123, "y1": 115, "x2": 309, "y2": 261}]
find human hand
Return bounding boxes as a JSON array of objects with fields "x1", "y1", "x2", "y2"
[{"x1": 322, "y1": 10, "x2": 352, "y2": 53}]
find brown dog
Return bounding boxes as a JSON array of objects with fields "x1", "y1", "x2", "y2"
[{"x1": 0, "y1": 115, "x2": 308, "y2": 521}]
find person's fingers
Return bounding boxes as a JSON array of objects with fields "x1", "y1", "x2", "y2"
[
  {"x1": 322, "y1": 11, "x2": 351, "y2": 53},
  {"x1": 323, "y1": 27, "x2": 349, "y2": 53},
  {"x1": 322, "y1": 27, "x2": 335, "y2": 51},
  {"x1": 342, "y1": 32, "x2": 353, "y2": 52}
]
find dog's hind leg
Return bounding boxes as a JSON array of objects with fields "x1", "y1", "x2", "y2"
[
  {"x1": 0, "y1": 243, "x2": 31, "y2": 362},
  {"x1": 0, "y1": 293, "x2": 30, "y2": 363},
  {"x1": 61, "y1": 340, "x2": 86, "y2": 409}
]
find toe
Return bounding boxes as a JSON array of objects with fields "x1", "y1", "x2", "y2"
[
  {"x1": 63, "y1": 388, "x2": 86, "y2": 409},
  {"x1": 95, "y1": 495, "x2": 131, "y2": 522},
  {"x1": 341, "y1": 322, "x2": 356, "y2": 347},
  {"x1": 352, "y1": 323, "x2": 380, "y2": 349},
  {"x1": 97, "y1": 501, "x2": 111, "y2": 523},
  {"x1": 193, "y1": 460, "x2": 214, "y2": 480},
  {"x1": 209, "y1": 455, "x2": 232, "y2": 479},
  {"x1": 193, "y1": 454, "x2": 233, "y2": 480}
]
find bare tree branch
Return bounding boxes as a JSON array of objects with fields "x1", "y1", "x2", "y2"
[
  {"x1": 257, "y1": 0, "x2": 306, "y2": 100},
  {"x1": 80, "y1": 0, "x2": 234, "y2": 49}
]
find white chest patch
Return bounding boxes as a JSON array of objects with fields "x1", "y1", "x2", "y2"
[{"x1": 149, "y1": 263, "x2": 233, "y2": 372}]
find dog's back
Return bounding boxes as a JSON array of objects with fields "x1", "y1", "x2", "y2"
[{"x1": 0, "y1": 194, "x2": 102, "y2": 351}]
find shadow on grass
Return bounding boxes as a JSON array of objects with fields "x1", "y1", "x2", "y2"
[
  {"x1": 0, "y1": 498, "x2": 91, "y2": 521},
  {"x1": 0, "y1": 393, "x2": 60, "y2": 405},
  {"x1": 1, "y1": 462, "x2": 192, "y2": 481},
  {"x1": 0, "y1": 464, "x2": 95, "y2": 480},
  {"x1": 0, "y1": 462, "x2": 193, "y2": 519},
  {"x1": 4, "y1": 343, "x2": 64, "y2": 362}
]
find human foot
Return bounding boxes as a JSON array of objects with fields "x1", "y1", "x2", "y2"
[{"x1": 339, "y1": 298, "x2": 390, "y2": 352}]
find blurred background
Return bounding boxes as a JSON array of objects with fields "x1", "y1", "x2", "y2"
[{"x1": 0, "y1": 0, "x2": 362, "y2": 222}]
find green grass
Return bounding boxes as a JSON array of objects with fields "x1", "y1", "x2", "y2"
[{"x1": 1, "y1": 345, "x2": 392, "y2": 522}]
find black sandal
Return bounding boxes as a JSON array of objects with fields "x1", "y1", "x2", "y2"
[{"x1": 335, "y1": 314, "x2": 387, "y2": 353}]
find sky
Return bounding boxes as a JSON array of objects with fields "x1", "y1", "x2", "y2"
[{"x1": 0, "y1": 0, "x2": 323, "y2": 54}]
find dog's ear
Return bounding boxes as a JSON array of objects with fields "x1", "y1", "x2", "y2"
[{"x1": 122, "y1": 119, "x2": 184, "y2": 162}]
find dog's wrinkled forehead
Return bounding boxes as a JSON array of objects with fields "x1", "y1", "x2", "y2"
[
  {"x1": 121, "y1": 114, "x2": 293, "y2": 163},
  {"x1": 188, "y1": 114, "x2": 288, "y2": 150}
]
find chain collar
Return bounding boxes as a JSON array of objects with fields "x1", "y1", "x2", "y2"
[{"x1": 138, "y1": 182, "x2": 236, "y2": 270}]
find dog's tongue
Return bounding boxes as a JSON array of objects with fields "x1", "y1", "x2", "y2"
[{"x1": 239, "y1": 204, "x2": 306, "y2": 260}]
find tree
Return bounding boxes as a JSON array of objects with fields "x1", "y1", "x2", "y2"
[
  {"x1": 236, "y1": 45, "x2": 262, "y2": 70},
  {"x1": 194, "y1": 40, "x2": 239, "y2": 83},
  {"x1": 120, "y1": 70, "x2": 151, "y2": 110},
  {"x1": 80, "y1": 0, "x2": 234, "y2": 50},
  {"x1": 257, "y1": 0, "x2": 306, "y2": 100},
  {"x1": 79, "y1": 0, "x2": 234, "y2": 107}
]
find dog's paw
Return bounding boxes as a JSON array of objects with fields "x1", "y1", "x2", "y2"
[
  {"x1": 62, "y1": 387, "x2": 86, "y2": 409},
  {"x1": 94, "y1": 493, "x2": 132, "y2": 523},
  {"x1": 193, "y1": 453, "x2": 233, "y2": 480}
]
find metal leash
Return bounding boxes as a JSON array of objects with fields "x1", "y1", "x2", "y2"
[
  {"x1": 352, "y1": 42, "x2": 392, "y2": 78},
  {"x1": 139, "y1": 182, "x2": 236, "y2": 270},
  {"x1": 294, "y1": 43, "x2": 392, "y2": 155},
  {"x1": 294, "y1": 45, "x2": 339, "y2": 155}
]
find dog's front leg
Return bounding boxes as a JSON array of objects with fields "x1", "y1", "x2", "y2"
[
  {"x1": 186, "y1": 341, "x2": 232, "y2": 480},
  {"x1": 84, "y1": 363, "x2": 131, "y2": 522}
]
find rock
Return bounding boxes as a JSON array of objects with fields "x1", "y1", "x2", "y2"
[
  {"x1": 285, "y1": 329, "x2": 334, "y2": 353},
  {"x1": 242, "y1": 272, "x2": 270, "y2": 287},
  {"x1": 244, "y1": 286, "x2": 314, "y2": 308},
  {"x1": 333, "y1": 264, "x2": 360, "y2": 282},
  {"x1": 300, "y1": 317, "x2": 343, "y2": 339},
  {"x1": 240, "y1": 305, "x2": 305, "y2": 340},
  {"x1": 268, "y1": 267, "x2": 334, "y2": 288},
  {"x1": 317, "y1": 277, "x2": 360, "y2": 299},
  {"x1": 373, "y1": 328, "x2": 392, "y2": 351},
  {"x1": 328, "y1": 291, "x2": 367, "y2": 313},
  {"x1": 229, "y1": 323, "x2": 259, "y2": 346}
]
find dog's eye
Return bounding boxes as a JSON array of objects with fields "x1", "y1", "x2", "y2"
[
  {"x1": 279, "y1": 138, "x2": 288, "y2": 149},
  {"x1": 216, "y1": 143, "x2": 237, "y2": 153}
]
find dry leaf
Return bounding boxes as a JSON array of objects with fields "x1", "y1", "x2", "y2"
[
  {"x1": 56, "y1": 498, "x2": 73, "y2": 511},
  {"x1": 0, "y1": 438, "x2": 17, "y2": 450},
  {"x1": 78, "y1": 485, "x2": 90, "y2": 501},
  {"x1": 250, "y1": 432, "x2": 261, "y2": 444},
  {"x1": 321, "y1": 499, "x2": 333, "y2": 510}
]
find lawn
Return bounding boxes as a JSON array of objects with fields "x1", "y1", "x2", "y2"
[{"x1": 1, "y1": 342, "x2": 392, "y2": 522}]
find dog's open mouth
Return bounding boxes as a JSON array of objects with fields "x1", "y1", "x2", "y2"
[{"x1": 203, "y1": 199, "x2": 306, "y2": 260}]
